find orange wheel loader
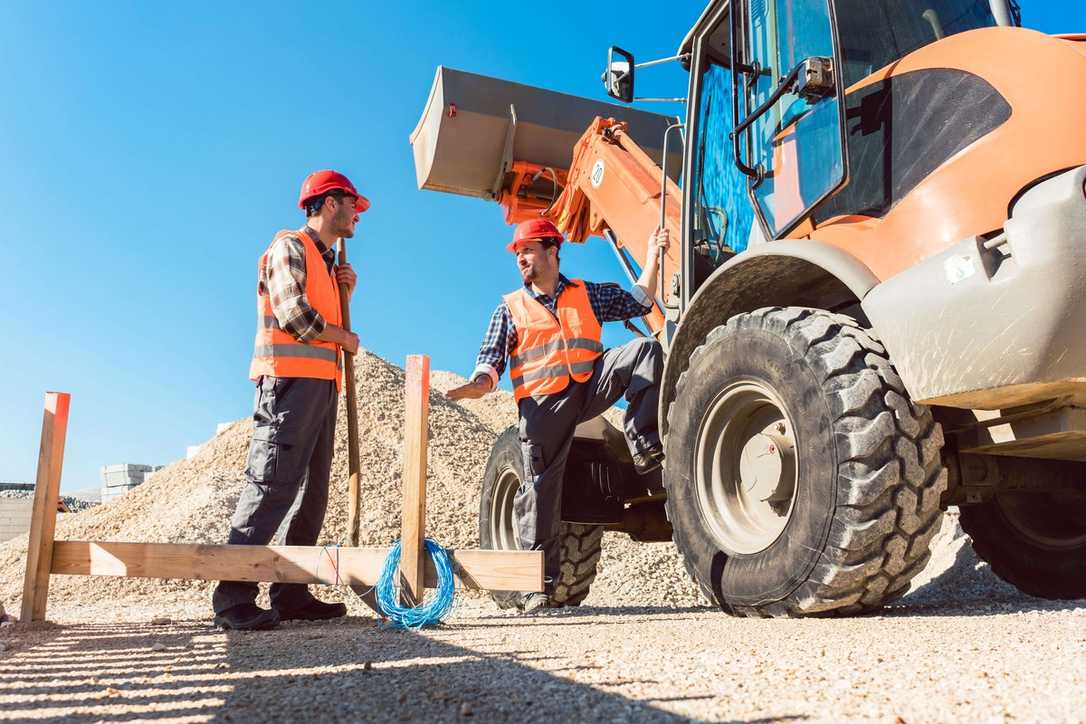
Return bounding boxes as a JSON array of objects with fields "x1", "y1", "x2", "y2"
[{"x1": 411, "y1": 0, "x2": 1086, "y2": 616}]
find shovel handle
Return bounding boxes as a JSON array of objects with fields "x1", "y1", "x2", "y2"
[{"x1": 338, "y1": 238, "x2": 362, "y2": 547}]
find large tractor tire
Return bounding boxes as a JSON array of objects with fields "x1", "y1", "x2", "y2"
[
  {"x1": 479, "y1": 427, "x2": 604, "y2": 609},
  {"x1": 960, "y1": 490, "x2": 1086, "y2": 600},
  {"x1": 665, "y1": 307, "x2": 947, "y2": 617}
]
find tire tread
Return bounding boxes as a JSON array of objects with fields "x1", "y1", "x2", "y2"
[{"x1": 666, "y1": 306, "x2": 948, "y2": 617}]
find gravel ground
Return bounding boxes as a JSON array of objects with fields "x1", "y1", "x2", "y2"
[
  {"x1": 2, "y1": 588, "x2": 1083, "y2": 722},
  {"x1": 1, "y1": 350, "x2": 1083, "y2": 720}
]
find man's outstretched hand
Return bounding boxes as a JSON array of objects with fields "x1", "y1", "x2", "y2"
[{"x1": 446, "y1": 377, "x2": 492, "y2": 400}]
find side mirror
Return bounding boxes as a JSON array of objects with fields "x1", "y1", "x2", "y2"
[{"x1": 602, "y1": 46, "x2": 635, "y2": 103}]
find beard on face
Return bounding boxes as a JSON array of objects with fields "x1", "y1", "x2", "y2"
[{"x1": 335, "y1": 208, "x2": 356, "y2": 238}]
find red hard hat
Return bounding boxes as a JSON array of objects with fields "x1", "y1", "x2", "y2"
[
  {"x1": 507, "y1": 218, "x2": 563, "y2": 252},
  {"x1": 298, "y1": 169, "x2": 371, "y2": 213}
]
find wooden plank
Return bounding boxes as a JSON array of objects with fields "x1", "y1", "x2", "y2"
[
  {"x1": 21, "y1": 392, "x2": 71, "y2": 622},
  {"x1": 50, "y1": 541, "x2": 544, "y2": 592},
  {"x1": 399, "y1": 354, "x2": 430, "y2": 605}
]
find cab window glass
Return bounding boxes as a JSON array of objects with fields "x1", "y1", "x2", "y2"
[
  {"x1": 694, "y1": 62, "x2": 757, "y2": 263},
  {"x1": 746, "y1": 0, "x2": 844, "y2": 237},
  {"x1": 836, "y1": 0, "x2": 999, "y2": 87}
]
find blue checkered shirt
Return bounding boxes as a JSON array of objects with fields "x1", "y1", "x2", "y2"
[{"x1": 471, "y1": 275, "x2": 653, "y2": 388}]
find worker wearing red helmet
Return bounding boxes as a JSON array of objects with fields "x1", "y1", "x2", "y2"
[
  {"x1": 448, "y1": 218, "x2": 670, "y2": 613},
  {"x1": 213, "y1": 170, "x2": 368, "y2": 631}
]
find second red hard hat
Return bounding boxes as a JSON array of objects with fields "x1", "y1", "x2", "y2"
[
  {"x1": 298, "y1": 170, "x2": 371, "y2": 213},
  {"x1": 507, "y1": 218, "x2": 563, "y2": 252}
]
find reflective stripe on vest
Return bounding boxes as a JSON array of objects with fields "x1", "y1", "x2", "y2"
[
  {"x1": 503, "y1": 280, "x2": 603, "y2": 401},
  {"x1": 252, "y1": 344, "x2": 339, "y2": 363},
  {"x1": 249, "y1": 228, "x2": 344, "y2": 391}
]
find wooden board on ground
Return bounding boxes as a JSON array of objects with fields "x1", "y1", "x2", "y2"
[
  {"x1": 21, "y1": 356, "x2": 545, "y2": 622},
  {"x1": 51, "y1": 541, "x2": 542, "y2": 592}
]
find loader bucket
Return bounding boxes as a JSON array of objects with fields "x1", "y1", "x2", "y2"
[{"x1": 410, "y1": 66, "x2": 682, "y2": 201}]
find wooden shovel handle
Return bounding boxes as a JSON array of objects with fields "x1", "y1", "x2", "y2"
[{"x1": 338, "y1": 238, "x2": 362, "y2": 547}]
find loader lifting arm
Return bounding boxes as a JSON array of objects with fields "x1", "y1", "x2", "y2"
[
  {"x1": 411, "y1": 68, "x2": 686, "y2": 336},
  {"x1": 498, "y1": 117, "x2": 682, "y2": 336}
]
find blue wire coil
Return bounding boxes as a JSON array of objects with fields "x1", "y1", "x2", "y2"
[{"x1": 375, "y1": 538, "x2": 456, "y2": 629}]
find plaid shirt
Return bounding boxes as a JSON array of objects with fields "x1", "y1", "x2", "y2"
[
  {"x1": 472, "y1": 274, "x2": 653, "y2": 388},
  {"x1": 260, "y1": 226, "x2": 336, "y2": 343}
]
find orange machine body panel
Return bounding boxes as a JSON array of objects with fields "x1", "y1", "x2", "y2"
[
  {"x1": 537, "y1": 118, "x2": 682, "y2": 334},
  {"x1": 808, "y1": 27, "x2": 1086, "y2": 281}
]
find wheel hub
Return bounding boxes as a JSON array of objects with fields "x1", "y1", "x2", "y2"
[
  {"x1": 694, "y1": 381, "x2": 799, "y2": 555},
  {"x1": 738, "y1": 428, "x2": 796, "y2": 504}
]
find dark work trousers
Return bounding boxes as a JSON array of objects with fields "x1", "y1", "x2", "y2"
[
  {"x1": 514, "y1": 337, "x2": 663, "y2": 592},
  {"x1": 212, "y1": 376, "x2": 338, "y2": 615}
]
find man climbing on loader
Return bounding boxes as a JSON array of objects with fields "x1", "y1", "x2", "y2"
[
  {"x1": 213, "y1": 169, "x2": 366, "y2": 631},
  {"x1": 447, "y1": 218, "x2": 669, "y2": 612}
]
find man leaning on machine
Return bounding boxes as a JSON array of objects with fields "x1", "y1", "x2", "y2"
[{"x1": 447, "y1": 218, "x2": 669, "y2": 613}]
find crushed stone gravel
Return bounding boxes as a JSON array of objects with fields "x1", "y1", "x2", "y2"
[{"x1": 0, "y1": 349, "x2": 1081, "y2": 721}]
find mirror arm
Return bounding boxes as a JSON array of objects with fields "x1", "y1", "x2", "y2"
[{"x1": 634, "y1": 53, "x2": 691, "y2": 70}]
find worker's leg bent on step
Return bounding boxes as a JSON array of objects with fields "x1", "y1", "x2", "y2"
[
  {"x1": 582, "y1": 336, "x2": 664, "y2": 471},
  {"x1": 513, "y1": 336, "x2": 664, "y2": 613}
]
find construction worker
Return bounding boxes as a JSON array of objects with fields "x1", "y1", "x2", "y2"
[
  {"x1": 212, "y1": 170, "x2": 368, "y2": 631},
  {"x1": 447, "y1": 218, "x2": 668, "y2": 612}
]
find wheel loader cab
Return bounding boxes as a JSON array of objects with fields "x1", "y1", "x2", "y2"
[{"x1": 681, "y1": 0, "x2": 1012, "y2": 297}]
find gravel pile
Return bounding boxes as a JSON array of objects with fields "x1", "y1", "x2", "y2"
[{"x1": 0, "y1": 348, "x2": 1012, "y2": 617}]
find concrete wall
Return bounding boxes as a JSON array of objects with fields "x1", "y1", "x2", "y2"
[{"x1": 0, "y1": 498, "x2": 34, "y2": 543}]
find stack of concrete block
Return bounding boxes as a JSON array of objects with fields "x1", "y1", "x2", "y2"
[
  {"x1": 0, "y1": 496, "x2": 34, "y2": 543},
  {"x1": 100, "y1": 464, "x2": 161, "y2": 504}
]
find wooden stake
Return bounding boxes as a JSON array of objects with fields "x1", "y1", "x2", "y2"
[
  {"x1": 399, "y1": 354, "x2": 430, "y2": 605},
  {"x1": 337, "y1": 238, "x2": 362, "y2": 547},
  {"x1": 21, "y1": 392, "x2": 71, "y2": 622}
]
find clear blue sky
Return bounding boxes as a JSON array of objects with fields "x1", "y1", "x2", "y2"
[{"x1": 2, "y1": 1, "x2": 1081, "y2": 492}]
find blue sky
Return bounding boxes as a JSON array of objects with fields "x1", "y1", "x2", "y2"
[{"x1": 2, "y1": 1, "x2": 1082, "y2": 492}]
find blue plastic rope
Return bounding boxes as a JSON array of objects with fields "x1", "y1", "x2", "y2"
[{"x1": 375, "y1": 538, "x2": 456, "y2": 629}]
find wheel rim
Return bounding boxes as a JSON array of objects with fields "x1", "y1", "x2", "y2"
[
  {"x1": 998, "y1": 490, "x2": 1086, "y2": 549},
  {"x1": 694, "y1": 380, "x2": 799, "y2": 555},
  {"x1": 489, "y1": 467, "x2": 522, "y2": 550}
]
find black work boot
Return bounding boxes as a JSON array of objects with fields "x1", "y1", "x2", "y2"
[
  {"x1": 632, "y1": 446, "x2": 664, "y2": 475},
  {"x1": 276, "y1": 597, "x2": 347, "y2": 622},
  {"x1": 213, "y1": 603, "x2": 280, "y2": 631},
  {"x1": 518, "y1": 592, "x2": 555, "y2": 614}
]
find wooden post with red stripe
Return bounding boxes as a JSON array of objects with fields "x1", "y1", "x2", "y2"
[
  {"x1": 399, "y1": 355, "x2": 430, "y2": 606},
  {"x1": 21, "y1": 392, "x2": 71, "y2": 622}
]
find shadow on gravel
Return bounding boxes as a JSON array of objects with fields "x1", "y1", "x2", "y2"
[
  {"x1": 472, "y1": 604, "x2": 711, "y2": 625},
  {"x1": 0, "y1": 615, "x2": 757, "y2": 722},
  {"x1": 879, "y1": 537, "x2": 1083, "y2": 619},
  {"x1": 215, "y1": 616, "x2": 695, "y2": 722},
  {"x1": 0, "y1": 620, "x2": 223, "y2": 721}
]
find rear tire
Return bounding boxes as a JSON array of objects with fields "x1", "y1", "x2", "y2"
[
  {"x1": 479, "y1": 427, "x2": 603, "y2": 608},
  {"x1": 665, "y1": 307, "x2": 947, "y2": 617},
  {"x1": 960, "y1": 490, "x2": 1086, "y2": 600}
]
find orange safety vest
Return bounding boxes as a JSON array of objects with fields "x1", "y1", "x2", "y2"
[
  {"x1": 504, "y1": 280, "x2": 603, "y2": 401},
  {"x1": 249, "y1": 228, "x2": 343, "y2": 391}
]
